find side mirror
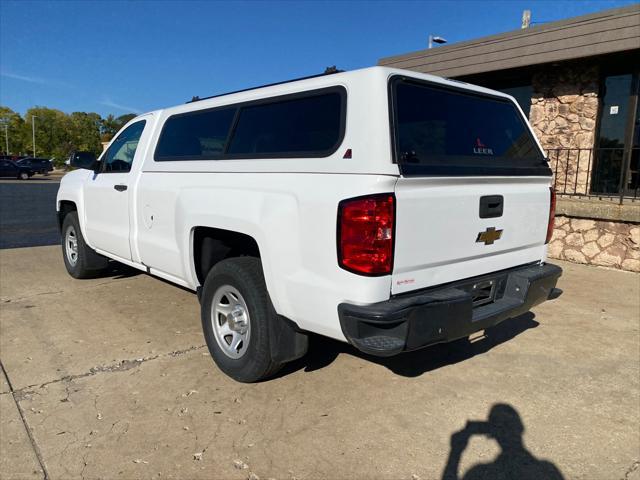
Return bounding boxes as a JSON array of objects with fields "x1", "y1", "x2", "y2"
[{"x1": 69, "y1": 151, "x2": 97, "y2": 170}]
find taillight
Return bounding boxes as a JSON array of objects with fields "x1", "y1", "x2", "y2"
[
  {"x1": 337, "y1": 193, "x2": 395, "y2": 276},
  {"x1": 546, "y1": 187, "x2": 556, "y2": 244}
]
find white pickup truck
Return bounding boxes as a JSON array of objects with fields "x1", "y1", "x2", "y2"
[{"x1": 57, "y1": 66, "x2": 562, "y2": 382}]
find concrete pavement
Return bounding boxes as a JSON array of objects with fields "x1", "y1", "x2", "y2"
[{"x1": 0, "y1": 246, "x2": 639, "y2": 479}]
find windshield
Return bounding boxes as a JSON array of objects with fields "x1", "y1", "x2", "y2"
[{"x1": 390, "y1": 77, "x2": 550, "y2": 176}]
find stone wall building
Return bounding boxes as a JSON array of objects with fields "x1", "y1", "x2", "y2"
[
  {"x1": 549, "y1": 215, "x2": 639, "y2": 271},
  {"x1": 530, "y1": 65, "x2": 600, "y2": 195},
  {"x1": 380, "y1": 4, "x2": 640, "y2": 271}
]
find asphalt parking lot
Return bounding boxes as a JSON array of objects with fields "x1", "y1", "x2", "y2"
[
  {"x1": 1, "y1": 181, "x2": 639, "y2": 480},
  {"x1": 0, "y1": 176, "x2": 62, "y2": 249}
]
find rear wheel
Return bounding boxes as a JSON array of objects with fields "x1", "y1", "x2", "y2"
[
  {"x1": 61, "y1": 211, "x2": 108, "y2": 278},
  {"x1": 18, "y1": 171, "x2": 28, "y2": 180},
  {"x1": 200, "y1": 257, "x2": 283, "y2": 382}
]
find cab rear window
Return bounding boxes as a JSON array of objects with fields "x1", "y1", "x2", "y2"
[{"x1": 390, "y1": 77, "x2": 551, "y2": 176}]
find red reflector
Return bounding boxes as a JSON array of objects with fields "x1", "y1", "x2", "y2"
[
  {"x1": 338, "y1": 193, "x2": 395, "y2": 276},
  {"x1": 546, "y1": 187, "x2": 556, "y2": 244},
  {"x1": 343, "y1": 148, "x2": 352, "y2": 159}
]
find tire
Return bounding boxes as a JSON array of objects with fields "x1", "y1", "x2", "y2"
[
  {"x1": 18, "y1": 172, "x2": 28, "y2": 180},
  {"x1": 61, "y1": 211, "x2": 108, "y2": 278},
  {"x1": 201, "y1": 257, "x2": 282, "y2": 382}
]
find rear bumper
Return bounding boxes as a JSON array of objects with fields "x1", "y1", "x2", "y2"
[{"x1": 338, "y1": 262, "x2": 562, "y2": 357}]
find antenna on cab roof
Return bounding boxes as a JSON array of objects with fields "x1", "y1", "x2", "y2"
[{"x1": 187, "y1": 67, "x2": 344, "y2": 104}]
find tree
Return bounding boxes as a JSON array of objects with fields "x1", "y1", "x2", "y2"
[
  {"x1": 0, "y1": 106, "x2": 27, "y2": 155},
  {"x1": 0, "y1": 106, "x2": 137, "y2": 167},
  {"x1": 100, "y1": 113, "x2": 137, "y2": 142},
  {"x1": 69, "y1": 112, "x2": 102, "y2": 156},
  {"x1": 24, "y1": 107, "x2": 73, "y2": 164},
  {"x1": 116, "y1": 113, "x2": 137, "y2": 126},
  {"x1": 100, "y1": 114, "x2": 119, "y2": 141}
]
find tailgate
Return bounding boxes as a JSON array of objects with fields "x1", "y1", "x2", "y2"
[
  {"x1": 391, "y1": 177, "x2": 550, "y2": 295},
  {"x1": 388, "y1": 75, "x2": 553, "y2": 295}
]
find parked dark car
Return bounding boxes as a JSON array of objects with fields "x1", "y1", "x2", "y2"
[
  {"x1": 0, "y1": 155, "x2": 27, "y2": 162},
  {"x1": 0, "y1": 160, "x2": 34, "y2": 180},
  {"x1": 17, "y1": 157, "x2": 53, "y2": 175}
]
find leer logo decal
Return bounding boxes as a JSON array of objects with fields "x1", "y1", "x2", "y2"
[
  {"x1": 473, "y1": 137, "x2": 494, "y2": 155},
  {"x1": 476, "y1": 227, "x2": 503, "y2": 245}
]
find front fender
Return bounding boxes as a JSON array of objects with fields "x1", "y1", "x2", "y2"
[{"x1": 56, "y1": 170, "x2": 92, "y2": 245}]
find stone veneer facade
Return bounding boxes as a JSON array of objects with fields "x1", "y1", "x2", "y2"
[
  {"x1": 547, "y1": 216, "x2": 639, "y2": 272},
  {"x1": 529, "y1": 64, "x2": 600, "y2": 195},
  {"x1": 521, "y1": 62, "x2": 639, "y2": 273}
]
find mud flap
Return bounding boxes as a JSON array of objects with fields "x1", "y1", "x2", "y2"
[{"x1": 269, "y1": 314, "x2": 309, "y2": 364}]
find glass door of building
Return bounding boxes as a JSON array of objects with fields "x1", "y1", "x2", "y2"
[
  {"x1": 592, "y1": 71, "x2": 640, "y2": 197},
  {"x1": 625, "y1": 86, "x2": 639, "y2": 197}
]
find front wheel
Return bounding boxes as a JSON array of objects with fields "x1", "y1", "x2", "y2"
[
  {"x1": 18, "y1": 172, "x2": 28, "y2": 180},
  {"x1": 61, "y1": 211, "x2": 108, "y2": 278},
  {"x1": 201, "y1": 257, "x2": 284, "y2": 382}
]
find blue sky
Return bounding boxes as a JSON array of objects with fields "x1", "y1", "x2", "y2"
[{"x1": 1, "y1": 0, "x2": 637, "y2": 117}]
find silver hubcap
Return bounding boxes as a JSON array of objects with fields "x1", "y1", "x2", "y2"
[
  {"x1": 211, "y1": 285, "x2": 251, "y2": 359},
  {"x1": 65, "y1": 226, "x2": 78, "y2": 266}
]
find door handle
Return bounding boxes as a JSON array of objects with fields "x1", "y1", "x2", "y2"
[
  {"x1": 479, "y1": 195, "x2": 503, "y2": 218},
  {"x1": 114, "y1": 184, "x2": 128, "y2": 192}
]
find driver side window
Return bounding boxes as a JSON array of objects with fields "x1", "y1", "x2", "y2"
[{"x1": 103, "y1": 120, "x2": 146, "y2": 173}]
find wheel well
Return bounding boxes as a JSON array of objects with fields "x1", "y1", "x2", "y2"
[
  {"x1": 57, "y1": 201, "x2": 77, "y2": 231},
  {"x1": 193, "y1": 227, "x2": 261, "y2": 285}
]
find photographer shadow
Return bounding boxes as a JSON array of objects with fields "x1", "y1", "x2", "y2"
[{"x1": 442, "y1": 403, "x2": 564, "y2": 480}]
